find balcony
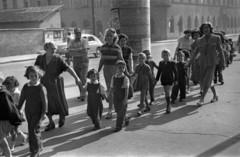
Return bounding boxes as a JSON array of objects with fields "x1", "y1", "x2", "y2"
[{"x1": 151, "y1": 0, "x2": 172, "y2": 7}]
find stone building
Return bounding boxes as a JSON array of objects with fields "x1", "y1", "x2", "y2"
[{"x1": 0, "y1": 0, "x2": 239, "y2": 41}]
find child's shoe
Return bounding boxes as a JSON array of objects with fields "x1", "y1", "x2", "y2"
[
  {"x1": 137, "y1": 110, "x2": 142, "y2": 117},
  {"x1": 20, "y1": 136, "x2": 28, "y2": 146},
  {"x1": 143, "y1": 106, "x2": 150, "y2": 112},
  {"x1": 113, "y1": 127, "x2": 122, "y2": 132},
  {"x1": 186, "y1": 90, "x2": 190, "y2": 94},
  {"x1": 124, "y1": 117, "x2": 130, "y2": 126}
]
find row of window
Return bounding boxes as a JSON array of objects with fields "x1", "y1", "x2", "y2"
[
  {"x1": 1, "y1": 0, "x2": 103, "y2": 10},
  {"x1": 172, "y1": 0, "x2": 240, "y2": 7}
]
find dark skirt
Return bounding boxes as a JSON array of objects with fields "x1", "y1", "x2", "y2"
[{"x1": 161, "y1": 81, "x2": 173, "y2": 86}]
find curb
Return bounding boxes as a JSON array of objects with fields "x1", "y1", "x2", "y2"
[{"x1": 0, "y1": 58, "x2": 37, "y2": 65}]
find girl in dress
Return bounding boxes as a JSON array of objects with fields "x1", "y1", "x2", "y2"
[
  {"x1": 131, "y1": 53, "x2": 156, "y2": 116},
  {"x1": 2, "y1": 76, "x2": 28, "y2": 152},
  {"x1": 156, "y1": 49, "x2": 178, "y2": 114},
  {"x1": 84, "y1": 69, "x2": 108, "y2": 131},
  {"x1": 18, "y1": 66, "x2": 48, "y2": 157}
]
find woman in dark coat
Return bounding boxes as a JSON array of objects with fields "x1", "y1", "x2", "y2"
[{"x1": 35, "y1": 42, "x2": 82, "y2": 131}]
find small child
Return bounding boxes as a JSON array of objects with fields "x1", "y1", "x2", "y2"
[
  {"x1": 181, "y1": 49, "x2": 191, "y2": 94},
  {"x1": 171, "y1": 51, "x2": 187, "y2": 103},
  {"x1": 84, "y1": 69, "x2": 108, "y2": 131},
  {"x1": 156, "y1": 49, "x2": 178, "y2": 114},
  {"x1": 2, "y1": 76, "x2": 28, "y2": 152},
  {"x1": 131, "y1": 53, "x2": 156, "y2": 116},
  {"x1": 18, "y1": 66, "x2": 48, "y2": 157},
  {"x1": 143, "y1": 50, "x2": 158, "y2": 105},
  {"x1": 108, "y1": 60, "x2": 130, "y2": 132}
]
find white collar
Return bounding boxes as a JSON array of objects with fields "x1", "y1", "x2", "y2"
[{"x1": 28, "y1": 81, "x2": 40, "y2": 86}]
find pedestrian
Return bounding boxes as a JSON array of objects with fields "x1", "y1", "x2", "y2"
[
  {"x1": 181, "y1": 49, "x2": 191, "y2": 94},
  {"x1": 171, "y1": 51, "x2": 187, "y2": 103},
  {"x1": 131, "y1": 53, "x2": 156, "y2": 116},
  {"x1": 185, "y1": 22, "x2": 225, "y2": 106},
  {"x1": 214, "y1": 51, "x2": 224, "y2": 85},
  {"x1": 35, "y1": 41, "x2": 82, "y2": 131},
  {"x1": 17, "y1": 66, "x2": 47, "y2": 157},
  {"x1": 65, "y1": 31, "x2": 73, "y2": 65},
  {"x1": 228, "y1": 38, "x2": 235, "y2": 64},
  {"x1": 84, "y1": 69, "x2": 108, "y2": 131},
  {"x1": 190, "y1": 28, "x2": 202, "y2": 86},
  {"x1": 98, "y1": 28, "x2": 124, "y2": 119},
  {"x1": 143, "y1": 50, "x2": 158, "y2": 105},
  {"x1": 108, "y1": 60, "x2": 130, "y2": 132},
  {"x1": 68, "y1": 27, "x2": 89, "y2": 101},
  {"x1": 173, "y1": 29, "x2": 193, "y2": 60},
  {"x1": 237, "y1": 33, "x2": 240, "y2": 54},
  {"x1": 2, "y1": 76, "x2": 28, "y2": 152},
  {"x1": 156, "y1": 49, "x2": 178, "y2": 114},
  {"x1": 118, "y1": 33, "x2": 134, "y2": 73}
]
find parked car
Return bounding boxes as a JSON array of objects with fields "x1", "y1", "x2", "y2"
[{"x1": 39, "y1": 34, "x2": 103, "y2": 58}]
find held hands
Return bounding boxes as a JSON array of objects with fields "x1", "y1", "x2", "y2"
[{"x1": 75, "y1": 78, "x2": 82, "y2": 86}]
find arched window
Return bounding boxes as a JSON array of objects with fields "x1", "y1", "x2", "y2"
[
  {"x1": 83, "y1": 20, "x2": 90, "y2": 28},
  {"x1": 234, "y1": 17, "x2": 237, "y2": 28},
  {"x1": 227, "y1": 17, "x2": 230, "y2": 28},
  {"x1": 218, "y1": 16, "x2": 221, "y2": 29},
  {"x1": 96, "y1": 20, "x2": 103, "y2": 35},
  {"x1": 212, "y1": 16, "x2": 216, "y2": 27},
  {"x1": 231, "y1": 17, "x2": 233, "y2": 28},
  {"x1": 238, "y1": 17, "x2": 240, "y2": 27},
  {"x1": 151, "y1": 18, "x2": 155, "y2": 34},
  {"x1": 194, "y1": 16, "x2": 198, "y2": 28},
  {"x1": 201, "y1": 16, "x2": 204, "y2": 24},
  {"x1": 178, "y1": 16, "x2": 183, "y2": 33},
  {"x1": 187, "y1": 16, "x2": 192, "y2": 29},
  {"x1": 170, "y1": 16, "x2": 174, "y2": 33},
  {"x1": 207, "y1": 16, "x2": 210, "y2": 22},
  {"x1": 71, "y1": 21, "x2": 77, "y2": 27},
  {"x1": 61, "y1": 22, "x2": 66, "y2": 28}
]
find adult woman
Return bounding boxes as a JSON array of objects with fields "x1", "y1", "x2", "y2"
[
  {"x1": 98, "y1": 28, "x2": 124, "y2": 119},
  {"x1": 185, "y1": 22, "x2": 225, "y2": 106},
  {"x1": 190, "y1": 29, "x2": 202, "y2": 86},
  {"x1": 118, "y1": 34, "x2": 134, "y2": 73},
  {"x1": 237, "y1": 34, "x2": 240, "y2": 54},
  {"x1": 35, "y1": 42, "x2": 82, "y2": 131}
]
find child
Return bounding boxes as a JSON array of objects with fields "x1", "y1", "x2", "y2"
[
  {"x1": 171, "y1": 51, "x2": 187, "y2": 103},
  {"x1": 2, "y1": 76, "x2": 28, "y2": 152},
  {"x1": 228, "y1": 38, "x2": 235, "y2": 64},
  {"x1": 131, "y1": 53, "x2": 156, "y2": 116},
  {"x1": 156, "y1": 49, "x2": 178, "y2": 114},
  {"x1": 108, "y1": 60, "x2": 130, "y2": 132},
  {"x1": 181, "y1": 49, "x2": 191, "y2": 94},
  {"x1": 84, "y1": 69, "x2": 108, "y2": 131},
  {"x1": 18, "y1": 66, "x2": 48, "y2": 157}
]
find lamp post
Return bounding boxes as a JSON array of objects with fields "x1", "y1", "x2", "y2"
[{"x1": 91, "y1": 0, "x2": 96, "y2": 35}]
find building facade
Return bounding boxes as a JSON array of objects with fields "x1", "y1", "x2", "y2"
[{"x1": 0, "y1": 0, "x2": 240, "y2": 40}]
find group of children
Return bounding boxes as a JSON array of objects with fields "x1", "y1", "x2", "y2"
[{"x1": 0, "y1": 66, "x2": 47, "y2": 157}]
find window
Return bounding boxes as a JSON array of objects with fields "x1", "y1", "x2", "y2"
[
  {"x1": 13, "y1": 0, "x2": 17, "y2": 9},
  {"x1": 170, "y1": 16, "x2": 174, "y2": 33},
  {"x1": 187, "y1": 16, "x2": 192, "y2": 29},
  {"x1": 82, "y1": 0, "x2": 88, "y2": 7},
  {"x1": 36, "y1": 0, "x2": 41, "y2": 6},
  {"x1": 70, "y1": 0, "x2": 74, "y2": 8},
  {"x1": 47, "y1": 0, "x2": 51, "y2": 5},
  {"x1": 96, "y1": 0, "x2": 102, "y2": 6},
  {"x1": 3, "y1": 0, "x2": 7, "y2": 9},
  {"x1": 24, "y1": 0, "x2": 28, "y2": 8},
  {"x1": 213, "y1": 16, "x2": 216, "y2": 26},
  {"x1": 151, "y1": 18, "x2": 155, "y2": 34},
  {"x1": 178, "y1": 16, "x2": 183, "y2": 33},
  {"x1": 88, "y1": 36, "x2": 95, "y2": 41},
  {"x1": 194, "y1": 16, "x2": 199, "y2": 28}
]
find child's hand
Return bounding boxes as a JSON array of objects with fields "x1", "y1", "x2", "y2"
[
  {"x1": 105, "y1": 97, "x2": 109, "y2": 103},
  {"x1": 174, "y1": 81, "x2": 178, "y2": 86}
]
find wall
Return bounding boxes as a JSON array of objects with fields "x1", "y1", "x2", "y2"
[
  {"x1": 40, "y1": 11, "x2": 61, "y2": 28},
  {"x1": 0, "y1": 22, "x2": 39, "y2": 29},
  {"x1": 0, "y1": 29, "x2": 44, "y2": 57}
]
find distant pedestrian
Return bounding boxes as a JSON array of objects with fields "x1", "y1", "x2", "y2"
[
  {"x1": 84, "y1": 69, "x2": 108, "y2": 131},
  {"x1": 118, "y1": 34, "x2": 134, "y2": 73},
  {"x1": 156, "y1": 49, "x2": 178, "y2": 114},
  {"x1": 68, "y1": 28, "x2": 89, "y2": 101},
  {"x1": 131, "y1": 53, "x2": 156, "y2": 116},
  {"x1": 108, "y1": 60, "x2": 130, "y2": 132},
  {"x1": 143, "y1": 50, "x2": 158, "y2": 105},
  {"x1": 237, "y1": 33, "x2": 240, "y2": 54},
  {"x1": 18, "y1": 66, "x2": 48, "y2": 157},
  {"x1": 65, "y1": 31, "x2": 73, "y2": 65},
  {"x1": 174, "y1": 29, "x2": 193, "y2": 60},
  {"x1": 98, "y1": 28, "x2": 124, "y2": 120},
  {"x1": 2, "y1": 76, "x2": 28, "y2": 152},
  {"x1": 171, "y1": 51, "x2": 187, "y2": 103},
  {"x1": 35, "y1": 41, "x2": 82, "y2": 131},
  {"x1": 186, "y1": 22, "x2": 225, "y2": 106}
]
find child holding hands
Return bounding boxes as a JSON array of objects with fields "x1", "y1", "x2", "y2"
[
  {"x1": 108, "y1": 60, "x2": 130, "y2": 132},
  {"x1": 156, "y1": 49, "x2": 178, "y2": 114},
  {"x1": 85, "y1": 69, "x2": 108, "y2": 131},
  {"x1": 18, "y1": 66, "x2": 48, "y2": 157}
]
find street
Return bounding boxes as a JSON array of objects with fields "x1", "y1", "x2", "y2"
[{"x1": 1, "y1": 39, "x2": 240, "y2": 157}]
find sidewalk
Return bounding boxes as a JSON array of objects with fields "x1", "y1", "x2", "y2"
[{"x1": 0, "y1": 33, "x2": 239, "y2": 64}]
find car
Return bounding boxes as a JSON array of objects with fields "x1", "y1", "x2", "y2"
[{"x1": 56, "y1": 34, "x2": 103, "y2": 58}]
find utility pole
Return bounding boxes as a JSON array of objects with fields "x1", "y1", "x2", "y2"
[
  {"x1": 91, "y1": 0, "x2": 96, "y2": 35},
  {"x1": 110, "y1": 0, "x2": 150, "y2": 65}
]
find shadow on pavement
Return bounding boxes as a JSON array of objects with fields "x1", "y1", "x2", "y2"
[{"x1": 196, "y1": 133, "x2": 240, "y2": 157}]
